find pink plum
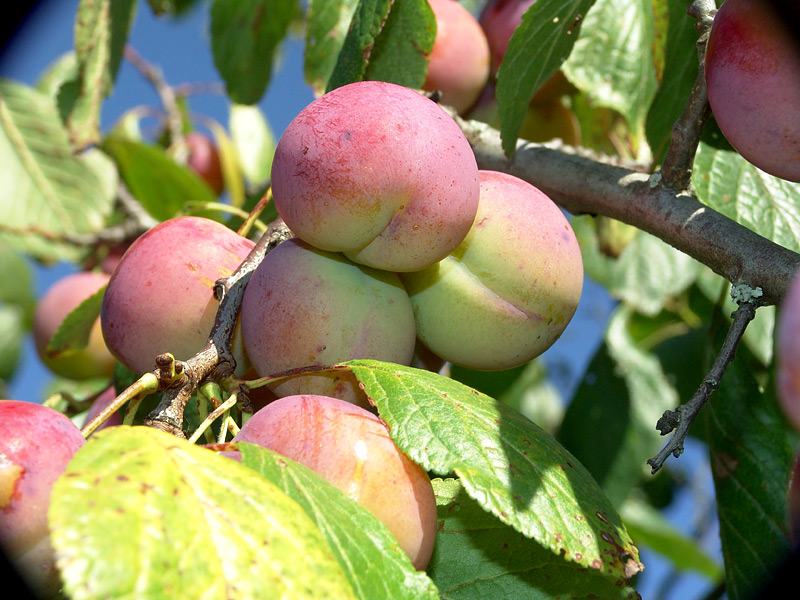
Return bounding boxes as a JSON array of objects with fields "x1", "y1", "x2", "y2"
[{"x1": 271, "y1": 81, "x2": 480, "y2": 272}]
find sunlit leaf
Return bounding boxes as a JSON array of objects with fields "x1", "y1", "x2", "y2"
[
  {"x1": 341, "y1": 360, "x2": 643, "y2": 582},
  {"x1": 239, "y1": 443, "x2": 439, "y2": 600},
  {"x1": 50, "y1": 427, "x2": 357, "y2": 600}
]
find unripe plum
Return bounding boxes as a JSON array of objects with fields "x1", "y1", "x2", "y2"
[
  {"x1": 402, "y1": 170, "x2": 583, "y2": 370},
  {"x1": 240, "y1": 238, "x2": 416, "y2": 405},
  {"x1": 704, "y1": 0, "x2": 800, "y2": 182},
  {"x1": 271, "y1": 80, "x2": 480, "y2": 272},
  {"x1": 33, "y1": 271, "x2": 116, "y2": 381},
  {"x1": 101, "y1": 216, "x2": 254, "y2": 375},
  {"x1": 777, "y1": 269, "x2": 800, "y2": 431},
  {"x1": 230, "y1": 395, "x2": 438, "y2": 570},
  {"x1": 0, "y1": 400, "x2": 86, "y2": 596},
  {"x1": 185, "y1": 132, "x2": 225, "y2": 195},
  {"x1": 422, "y1": 0, "x2": 491, "y2": 115}
]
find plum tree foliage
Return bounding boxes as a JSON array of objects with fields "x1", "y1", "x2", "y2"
[{"x1": 1, "y1": 0, "x2": 800, "y2": 599}]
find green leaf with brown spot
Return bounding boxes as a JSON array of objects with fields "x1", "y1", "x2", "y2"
[
  {"x1": 340, "y1": 360, "x2": 643, "y2": 583},
  {"x1": 49, "y1": 426, "x2": 357, "y2": 600}
]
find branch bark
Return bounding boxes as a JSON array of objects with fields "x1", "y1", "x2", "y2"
[{"x1": 456, "y1": 116, "x2": 800, "y2": 306}]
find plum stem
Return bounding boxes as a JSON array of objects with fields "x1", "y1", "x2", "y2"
[
  {"x1": 647, "y1": 287, "x2": 761, "y2": 474},
  {"x1": 143, "y1": 203, "x2": 292, "y2": 436}
]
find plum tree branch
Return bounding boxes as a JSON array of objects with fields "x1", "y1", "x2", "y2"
[
  {"x1": 647, "y1": 287, "x2": 760, "y2": 473},
  {"x1": 455, "y1": 115, "x2": 800, "y2": 306},
  {"x1": 143, "y1": 216, "x2": 292, "y2": 436}
]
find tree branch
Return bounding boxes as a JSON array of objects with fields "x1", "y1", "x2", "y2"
[
  {"x1": 647, "y1": 285, "x2": 761, "y2": 473},
  {"x1": 144, "y1": 216, "x2": 292, "y2": 436},
  {"x1": 455, "y1": 116, "x2": 800, "y2": 306}
]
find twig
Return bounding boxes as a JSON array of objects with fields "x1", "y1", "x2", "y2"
[
  {"x1": 143, "y1": 210, "x2": 292, "y2": 437},
  {"x1": 658, "y1": 0, "x2": 717, "y2": 190},
  {"x1": 647, "y1": 285, "x2": 762, "y2": 473},
  {"x1": 124, "y1": 45, "x2": 184, "y2": 146},
  {"x1": 80, "y1": 373, "x2": 159, "y2": 438}
]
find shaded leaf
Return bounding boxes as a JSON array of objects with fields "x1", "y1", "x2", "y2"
[
  {"x1": 706, "y1": 314, "x2": 795, "y2": 600},
  {"x1": 49, "y1": 426, "x2": 357, "y2": 600},
  {"x1": 496, "y1": 0, "x2": 595, "y2": 157},
  {"x1": 46, "y1": 283, "x2": 105, "y2": 359},
  {"x1": 429, "y1": 478, "x2": 641, "y2": 599},
  {"x1": 102, "y1": 136, "x2": 217, "y2": 221},
  {"x1": 645, "y1": 0, "x2": 701, "y2": 165},
  {"x1": 0, "y1": 80, "x2": 113, "y2": 262},
  {"x1": 325, "y1": 0, "x2": 435, "y2": 93},
  {"x1": 573, "y1": 215, "x2": 699, "y2": 316},
  {"x1": 562, "y1": 0, "x2": 658, "y2": 138},
  {"x1": 342, "y1": 360, "x2": 643, "y2": 581},
  {"x1": 239, "y1": 443, "x2": 439, "y2": 600},
  {"x1": 210, "y1": 0, "x2": 298, "y2": 105},
  {"x1": 0, "y1": 304, "x2": 25, "y2": 385},
  {"x1": 620, "y1": 495, "x2": 723, "y2": 581},
  {"x1": 693, "y1": 142, "x2": 800, "y2": 254},
  {"x1": 558, "y1": 306, "x2": 678, "y2": 506},
  {"x1": 65, "y1": 0, "x2": 137, "y2": 149},
  {"x1": 305, "y1": 0, "x2": 360, "y2": 96}
]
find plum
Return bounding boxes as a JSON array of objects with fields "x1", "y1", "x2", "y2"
[
  {"x1": 33, "y1": 271, "x2": 116, "y2": 381},
  {"x1": 185, "y1": 132, "x2": 225, "y2": 195},
  {"x1": 270, "y1": 80, "x2": 480, "y2": 272},
  {"x1": 101, "y1": 216, "x2": 254, "y2": 375},
  {"x1": 402, "y1": 170, "x2": 583, "y2": 370},
  {"x1": 705, "y1": 0, "x2": 800, "y2": 182},
  {"x1": 240, "y1": 238, "x2": 416, "y2": 405},
  {"x1": 229, "y1": 395, "x2": 438, "y2": 570},
  {"x1": 777, "y1": 269, "x2": 800, "y2": 431},
  {"x1": 0, "y1": 400, "x2": 86, "y2": 596},
  {"x1": 422, "y1": 0, "x2": 491, "y2": 115}
]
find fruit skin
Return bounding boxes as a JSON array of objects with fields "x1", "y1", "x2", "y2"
[
  {"x1": 271, "y1": 80, "x2": 480, "y2": 272},
  {"x1": 704, "y1": 0, "x2": 800, "y2": 182},
  {"x1": 185, "y1": 132, "x2": 225, "y2": 195},
  {"x1": 777, "y1": 269, "x2": 800, "y2": 430},
  {"x1": 479, "y1": 0, "x2": 538, "y2": 75},
  {"x1": 402, "y1": 170, "x2": 583, "y2": 370},
  {"x1": 33, "y1": 271, "x2": 116, "y2": 381},
  {"x1": 422, "y1": 0, "x2": 491, "y2": 115},
  {"x1": 240, "y1": 238, "x2": 416, "y2": 405},
  {"x1": 0, "y1": 400, "x2": 86, "y2": 596},
  {"x1": 229, "y1": 395, "x2": 438, "y2": 570},
  {"x1": 101, "y1": 216, "x2": 254, "y2": 375}
]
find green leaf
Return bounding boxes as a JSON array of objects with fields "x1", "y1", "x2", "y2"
[
  {"x1": 49, "y1": 427, "x2": 357, "y2": 600},
  {"x1": 45, "y1": 283, "x2": 105, "y2": 359},
  {"x1": 573, "y1": 215, "x2": 700, "y2": 316},
  {"x1": 0, "y1": 80, "x2": 114, "y2": 262},
  {"x1": 229, "y1": 103, "x2": 276, "y2": 188},
  {"x1": 147, "y1": 0, "x2": 201, "y2": 16},
  {"x1": 429, "y1": 478, "x2": 641, "y2": 599},
  {"x1": 305, "y1": 0, "x2": 360, "y2": 96},
  {"x1": 0, "y1": 243, "x2": 35, "y2": 327},
  {"x1": 239, "y1": 443, "x2": 439, "y2": 600},
  {"x1": 620, "y1": 495, "x2": 723, "y2": 581},
  {"x1": 65, "y1": 0, "x2": 137, "y2": 149},
  {"x1": 693, "y1": 142, "x2": 800, "y2": 253},
  {"x1": 342, "y1": 360, "x2": 643, "y2": 582},
  {"x1": 102, "y1": 136, "x2": 217, "y2": 221},
  {"x1": 558, "y1": 306, "x2": 678, "y2": 505},
  {"x1": 705, "y1": 315, "x2": 794, "y2": 600},
  {"x1": 496, "y1": 0, "x2": 595, "y2": 157},
  {"x1": 210, "y1": 0, "x2": 298, "y2": 105},
  {"x1": 0, "y1": 304, "x2": 26, "y2": 385},
  {"x1": 325, "y1": 0, "x2": 436, "y2": 93},
  {"x1": 645, "y1": 0, "x2": 702, "y2": 165},
  {"x1": 561, "y1": 0, "x2": 659, "y2": 139}
]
